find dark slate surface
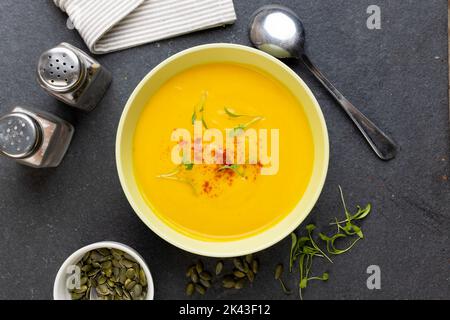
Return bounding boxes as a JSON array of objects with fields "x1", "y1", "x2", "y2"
[{"x1": 0, "y1": 0, "x2": 448, "y2": 300}]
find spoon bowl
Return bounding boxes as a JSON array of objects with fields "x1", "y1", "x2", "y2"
[
  {"x1": 249, "y1": 5, "x2": 397, "y2": 160},
  {"x1": 249, "y1": 5, "x2": 305, "y2": 59}
]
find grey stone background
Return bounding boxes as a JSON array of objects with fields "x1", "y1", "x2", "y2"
[{"x1": 0, "y1": 0, "x2": 448, "y2": 300}]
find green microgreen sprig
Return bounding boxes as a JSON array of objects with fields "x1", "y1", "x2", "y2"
[
  {"x1": 287, "y1": 186, "x2": 372, "y2": 299},
  {"x1": 218, "y1": 164, "x2": 244, "y2": 177},
  {"x1": 192, "y1": 91, "x2": 208, "y2": 128}
]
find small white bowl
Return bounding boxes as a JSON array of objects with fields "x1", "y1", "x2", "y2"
[{"x1": 53, "y1": 241, "x2": 154, "y2": 300}]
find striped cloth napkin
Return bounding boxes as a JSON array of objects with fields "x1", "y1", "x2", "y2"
[{"x1": 54, "y1": 0, "x2": 237, "y2": 54}]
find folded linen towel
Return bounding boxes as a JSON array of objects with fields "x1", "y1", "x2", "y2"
[{"x1": 54, "y1": 0, "x2": 237, "y2": 54}]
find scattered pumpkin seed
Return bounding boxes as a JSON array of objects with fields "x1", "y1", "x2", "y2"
[
  {"x1": 233, "y1": 270, "x2": 246, "y2": 278},
  {"x1": 195, "y1": 284, "x2": 206, "y2": 295},
  {"x1": 215, "y1": 261, "x2": 223, "y2": 275},
  {"x1": 191, "y1": 269, "x2": 199, "y2": 283},
  {"x1": 199, "y1": 271, "x2": 212, "y2": 281},
  {"x1": 196, "y1": 260, "x2": 204, "y2": 274},
  {"x1": 275, "y1": 264, "x2": 283, "y2": 280},
  {"x1": 199, "y1": 278, "x2": 211, "y2": 288},
  {"x1": 252, "y1": 259, "x2": 259, "y2": 274},
  {"x1": 233, "y1": 258, "x2": 245, "y2": 272},
  {"x1": 222, "y1": 275, "x2": 235, "y2": 288},
  {"x1": 247, "y1": 269, "x2": 255, "y2": 282},
  {"x1": 186, "y1": 283, "x2": 195, "y2": 296},
  {"x1": 234, "y1": 278, "x2": 245, "y2": 289}
]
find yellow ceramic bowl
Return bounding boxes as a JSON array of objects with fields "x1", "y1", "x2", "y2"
[{"x1": 116, "y1": 44, "x2": 329, "y2": 257}]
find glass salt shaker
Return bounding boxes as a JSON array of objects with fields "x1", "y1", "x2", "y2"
[
  {"x1": 0, "y1": 106, "x2": 74, "y2": 168},
  {"x1": 36, "y1": 42, "x2": 112, "y2": 112}
]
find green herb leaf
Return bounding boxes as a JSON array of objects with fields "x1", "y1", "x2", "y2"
[
  {"x1": 285, "y1": 186, "x2": 372, "y2": 300},
  {"x1": 319, "y1": 232, "x2": 361, "y2": 255},
  {"x1": 192, "y1": 91, "x2": 208, "y2": 128},
  {"x1": 224, "y1": 107, "x2": 246, "y2": 118},
  {"x1": 218, "y1": 164, "x2": 244, "y2": 177},
  {"x1": 289, "y1": 233, "x2": 297, "y2": 272},
  {"x1": 233, "y1": 116, "x2": 264, "y2": 132},
  {"x1": 306, "y1": 224, "x2": 333, "y2": 264},
  {"x1": 184, "y1": 163, "x2": 194, "y2": 171}
]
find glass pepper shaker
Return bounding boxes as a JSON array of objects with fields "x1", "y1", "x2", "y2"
[
  {"x1": 36, "y1": 42, "x2": 112, "y2": 112},
  {"x1": 0, "y1": 106, "x2": 74, "y2": 168}
]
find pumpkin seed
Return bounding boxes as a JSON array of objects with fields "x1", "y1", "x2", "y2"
[
  {"x1": 139, "y1": 269, "x2": 147, "y2": 286},
  {"x1": 123, "y1": 289, "x2": 131, "y2": 300},
  {"x1": 245, "y1": 254, "x2": 253, "y2": 264},
  {"x1": 195, "y1": 260, "x2": 204, "y2": 274},
  {"x1": 80, "y1": 276, "x2": 88, "y2": 285},
  {"x1": 243, "y1": 261, "x2": 250, "y2": 273},
  {"x1": 199, "y1": 278, "x2": 211, "y2": 288},
  {"x1": 98, "y1": 248, "x2": 110, "y2": 256},
  {"x1": 101, "y1": 261, "x2": 112, "y2": 269},
  {"x1": 186, "y1": 283, "x2": 195, "y2": 296},
  {"x1": 215, "y1": 261, "x2": 223, "y2": 275},
  {"x1": 186, "y1": 265, "x2": 195, "y2": 277},
  {"x1": 113, "y1": 267, "x2": 120, "y2": 278},
  {"x1": 119, "y1": 268, "x2": 127, "y2": 284},
  {"x1": 115, "y1": 286, "x2": 123, "y2": 297},
  {"x1": 252, "y1": 259, "x2": 259, "y2": 274},
  {"x1": 190, "y1": 269, "x2": 199, "y2": 283},
  {"x1": 123, "y1": 253, "x2": 136, "y2": 262},
  {"x1": 131, "y1": 284, "x2": 143, "y2": 299},
  {"x1": 233, "y1": 270, "x2": 246, "y2": 278},
  {"x1": 195, "y1": 284, "x2": 206, "y2": 295},
  {"x1": 96, "y1": 284, "x2": 111, "y2": 296},
  {"x1": 247, "y1": 269, "x2": 255, "y2": 282},
  {"x1": 125, "y1": 280, "x2": 136, "y2": 291},
  {"x1": 126, "y1": 268, "x2": 136, "y2": 279},
  {"x1": 81, "y1": 265, "x2": 92, "y2": 272},
  {"x1": 87, "y1": 268, "x2": 100, "y2": 277},
  {"x1": 274, "y1": 264, "x2": 283, "y2": 280},
  {"x1": 111, "y1": 248, "x2": 123, "y2": 256},
  {"x1": 97, "y1": 275, "x2": 107, "y2": 285},
  {"x1": 90, "y1": 252, "x2": 103, "y2": 262},
  {"x1": 107, "y1": 279, "x2": 116, "y2": 288},
  {"x1": 233, "y1": 258, "x2": 245, "y2": 272},
  {"x1": 71, "y1": 292, "x2": 84, "y2": 300},
  {"x1": 104, "y1": 268, "x2": 112, "y2": 277},
  {"x1": 82, "y1": 252, "x2": 90, "y2": 262},
  {"x1": 121, "y1": 259, "x2": 134, "y2": 268},
  {"x1": 73, "y1": 285, "x2": 88, "y2": 294},
  {"x1": 222, "y1": 276, "x2": 235, "y2": 288},
  {"x1": 199, "y1": 271, "x2": 212, "y2": 281},
  {"x1": 234, "y1": 278, "x2": 245, "y2": 289}
]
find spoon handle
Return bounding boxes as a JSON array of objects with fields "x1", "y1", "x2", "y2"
[{"x1": 300, "y1": 54, "x2": 397, "y2": 160}]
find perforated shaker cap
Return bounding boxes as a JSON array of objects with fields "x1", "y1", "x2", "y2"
[
  {"x1": 0, "y1": 113, "x2": 41, "y2": 159},
  {"x1": 37, "y1": 47, "x2": 83, "y2": 92}
]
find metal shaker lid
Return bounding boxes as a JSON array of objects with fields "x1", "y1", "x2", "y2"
[
  {"x1": 0, "y1": 112, "x2": 41, "y2": 159},
  {"x1": 37, "y1": 46, "x2": 83, "y2": 92}
]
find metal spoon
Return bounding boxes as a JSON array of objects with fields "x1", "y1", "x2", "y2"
[{"x1": 249, "y1": 5, "x2": 397, "y2": 160}]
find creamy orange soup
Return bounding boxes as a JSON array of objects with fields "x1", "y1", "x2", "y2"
[{"x1": 133, "y1": 63, "x2": 314, "y2": 241}]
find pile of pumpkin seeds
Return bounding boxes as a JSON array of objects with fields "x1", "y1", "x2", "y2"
[
  {"x1": 185, "y1": 254, "x2": 259, "y2": 296},
  {"x1": 69, "y1": 248, "x2": 148, "y2": 300}
]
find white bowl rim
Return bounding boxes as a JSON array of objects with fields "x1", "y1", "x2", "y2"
[
  {"x1": 116, "y1": 43, "x2": 329, "y2": 257},
  {"x1": 53, "y1": 241, "x2": 154, "y2": 300}
]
